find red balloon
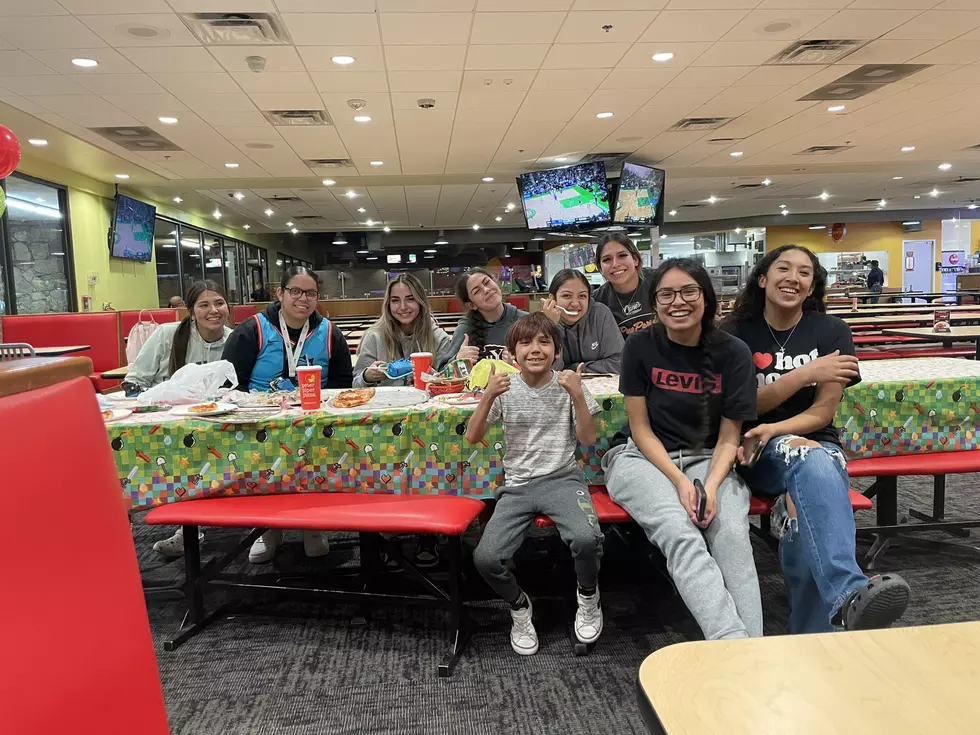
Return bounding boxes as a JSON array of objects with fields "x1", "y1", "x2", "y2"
[{"x1": 0, "y1": 125, "x2": 22, "y2": 180}]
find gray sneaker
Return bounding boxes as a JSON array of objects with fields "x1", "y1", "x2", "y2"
[{"x1": 510, "y1": 600, "x2": 539, "y2": 656}]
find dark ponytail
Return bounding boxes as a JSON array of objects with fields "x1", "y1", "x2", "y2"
[
  {"x1": 649, "y1": 258, "x2": 719, "y2": 450},
  {"x1": 169, "y1": 279, "x2": 226, "y2": 374},
  {"x1": 455, "y1": 267, "x2": 497, "y2": 351}
]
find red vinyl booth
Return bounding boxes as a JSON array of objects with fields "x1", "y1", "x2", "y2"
[
  {"x1": 231, "y1": 304, "x2": 258, "y2": 325},
  {"x1": 1, "y1": 312, "x2": 122, "y2": 391},
  {"x1": 119, "y1": 309, "x2": 180, "y2": 340},
  {"x1": 506, "y1": 294, "x2": 529, "y2": 311},
  {"x1": 0, "y1": 377, "x2": 170, "y2": 734}
]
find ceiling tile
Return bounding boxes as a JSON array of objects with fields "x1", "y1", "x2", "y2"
[
  {"x1": 464, "y1": 44, "x2": 550, "y2": 69},
  {"x1": 722, "y1": 9, "x2": 837, "y2": 40},
  {"x1": 75, "y1": 73, "x2": 167, "y2": 95},
  {"x1": 27, "y1": 47, "x2": 142, "y2": 74},
  {"x1": 387, "y1": 70, "x2": 462, "y2": 92},
  {"x1": 470, "y1": 12, "x2": 567, "y2": 43},
  {"x1": 276, "y1": 0, "x2": 376, "y2": 12},
  {"x1": 209, "y1": 46, "x2": 306, "y2": 73},
  {"x1": 121, "y1": 46, "x2": 223, "y2": 73},
  {"x1": 0, "y1": 0, "x2": 67, "y2": 15},
  {"x1": 59, "y1": 0, "x2": 170, "y2": 12},
  {"x1": 277, "y1": 125, "x2": 350, "y2": 159},
  {"x1": 662, "y1": 0, "x2": 756, "y2": 6},
  {"x1": 101, "y1": 92, "x2": 188, "y2": 116},
  {"x1": 3, "y1": 74, "x2": 89, "y2": 95},
  {"x1": 0, "y1": 50, "x2": 57, "y2": 75},
  {"x1": 543, "y1": 43, "x2": 628, "y2": 69},
  {"x1": 152, "y1": 72, "x2": 240, "y2": 95},
  {"x1": 219, "y1": 126, "x2": 281, "y2": 141},
  {"x1": 173, "y1": 93, "x2": 257, "y2": 112},
  {"x1": 166, "y1": 0, "x2": 277, "y2": 10},
  {"x1": 846, "y1": 0, "x2": 941, "y2": 6},
  {"x1": 321, "y1": 92, "x2": 392, "y2": 125},
  {"x1": 198, "y1": 109, "x2": 269, "y2": 127},
  {"x1": 298, "y1": 46, "x2": 386, "y2": 72},
  {"x1": 576, "y1": 0, "x2": 667, "y2": 8},
  {"x1": 461, "y1": 69, "x2": 537, "y2": 90},
  {"x1": 281, "y1": 13, "x2": 382, "y2": 45},
  {"x1": 380, "y1": 13, "x2": 474, "y2": 44},
  {"x1": 248, "y1": 92, "x2": 324, "y2": 110},
  {"x1": 477, "y1": 0, "x2": 571, "y2": 8},
  {"x1": 531, "y1": 68, "x2": 610, "y2": 90},
  {"x1": 515, "y1": 89, "x2": 589, "y2": 121},
  {"x1": 556, "y1": 11, "x2": 659, "y2": 42},
  {"x1": 25, "y1": 94, "x2": 125, "y2": 114},
  {"x1": 692, "y1": 40, "x2": 794, "y2": 66},
  {"x1": 886, "y1": 10, "x2": 980, "y2": 38},
  {"x1": 754, "y1": 0, "x2": 850, "y2": 7},
  {"x1": 668, "y1": 65, "x2": 752, "y2": 87},
  {"x1": 642, "y1": 10, "x2": 751, "y2": 42},
  {"x1": 842, "y1": 39, "x2": 942, "y2": 63},
  {"x1": 0, "y1": 95, "x2": 49, "y2": 113},
  {"x1": 310, "y1": 71, "x2": 390, "y2": 93},
  {"x1": 618, "y1": 41, "x2": 712, "y2": 67},
  {"x1": 383, "y1": 45, "x2": 467, "y2": 70},
  {"x1": 390, "y1": 91, "x2": 459, "y2": 108},
  {"x1": 600, "y1": 67, "x2": 680, "y2": 89},
  {"x1": 232, "y1": 71, "x2": 316, "y2": 94},
  {"x1": 78, "y1": 13, "x2": 200, "y2": 47},
  {"x1": 48, "y1": 110, "x2": 143, "y2": 128},
  {"x1": 911, "y1": 39, "x2": 980, "y2": 63},
  {"x1": 0, "y1": 16, "x2": 109, "y2": 49},
  {"x1": 805, "y1": 9, "x2": 921, "y2": 38},
  {"x1": 732, "y1": 65, "x2": 821, "y2": 86}
]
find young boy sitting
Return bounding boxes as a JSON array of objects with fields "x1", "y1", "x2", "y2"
[{"x1": 468, "y1": 312, "x2": 604, "y2": 655}]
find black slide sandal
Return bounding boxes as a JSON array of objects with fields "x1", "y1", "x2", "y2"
[{"x1": 843, "y1": 573, "x2": 911, "y2": 630}]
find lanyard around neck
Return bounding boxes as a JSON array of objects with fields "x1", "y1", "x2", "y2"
[{"x1": 278, "y1": 311, "x2": 310, "y2": 377}]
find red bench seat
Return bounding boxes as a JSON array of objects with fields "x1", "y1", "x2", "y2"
[
  {"x1": 856, "y1": 350, "x2": 903, "y2": 360},
  {"x1": 890, "y1": 346, "x2": 975, "y2": 359},
  {"x1": 852, "y1": 334, "x2": 928, "y2": 345}
]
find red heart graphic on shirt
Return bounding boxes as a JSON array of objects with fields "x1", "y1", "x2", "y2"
[
  {"x1": 940, "y1": 435, "x2": 949, "y2": 445},
  {"x1": 175, "y1": 486, "x2": 186, "y2": 498},
  {"x1": 881, "y1": 436, "x2": 891, "y2": 446},
  {"x1": 380, "y1": 473, "x2": 392, "y2": 484},
  {"x1": 446, "y1": 473, "x2": 457, "y2": 483},
  {"x1": 314, "y1": 475, "x2": 326, "y2": 485},
  {"x1": 246, "y1": 481, "x2": 258, "y2": 490},
  {"x1": 753, "y1": 352, "x2": 774, "y2": 370}
]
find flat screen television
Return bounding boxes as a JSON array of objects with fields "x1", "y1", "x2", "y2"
[
  {"x1": 516, "y1": 161, "x2": 611, "y2": 231},
  {"x1": 109, "y1": 194, "x2": 155, "y2": 263},
  {"x1": 613, "y1": 162, "x2": 665, "y2": 227}
]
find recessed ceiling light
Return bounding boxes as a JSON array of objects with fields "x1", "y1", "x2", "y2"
[
  {"x1": 482, "y1": 176, "x2": 494, "y2": 182},
  {"x1": 893, "y1": 176, "x2": 903, "y2": 180},
  {"x1": 346, "y1": 191, "x2": 357, "y2": 199},
  {"x1": 356, "y1": 249, "x2": 369, "y2": 254},
  {"x1": 265, "y1": 208, "x2": 273, "y2": 216},
  {"x1": 354, "y1": 115, "x2": 372, "y2": 123},
  {"x1": 809, "y1": 225, "x2": 826, "y2": 230},
  {"x1": 779, "y1": 203, "x2": 787, "y2": 208},
  {"x1": 243, "y1": 224, "x2": 251, "y2": 229},
  {"x1": 71, "y1": 58, "x2": 98, "y2": 68},
  {"x1": 173, "y1": 196, "x2": 183, "y2": 203},
  {"x1": 115, "y1": 174, "x2": 129, "y2": 179},
  {"x1": 472, "y1": 224, "x2": 480, "y2": 230},
  {"x1": 366, "y1": 219, "x2": 375, "y2": 226},
  {"x1": 730, "y1": 151, "x2": 743, "y2": 158},
  {"x1": 939, "y1": 163, "x2": 952, "y2": 171},
  {"x1": 734, "y1": 227, "x2": 741, "y2": 233},
  {"x1": 914, "y1": 195, "x2": 921, "y2": 199},
  {"x1": 707, "y1": 195, "x2": 719, "y2": 203},
  {"x1": 819, "y1": 192, "x2": 829, "y2": 200},
  {"x1": 383, "y1": 226, "x2": 391, "y2": 233},
  {"x1": 424, "y1": 249, "x2": 437, "y2": 254},
  {"x1": 782, "y1": 209, "x2": 789, "y2": 215},
  {"x1": 370, "y1": 160, "x2": 384, "y2": 166},
  {"x1": 901, "y1": 146, "x2": 915, "y2": 152},
  {"x1": 762, "y1": 178, "x2": 771, "y2": 186},
  {"x1": 930, "y1": 188, "x2": 940, "y2": 197},
  {"x1": 669, "y1": 209, "x2": 677, "y2": 216},
  {"x1": 285, "y1": 221, "x2": 294, "y2": 227},
  {"x1": 366, "y1": 256, "x2": 379, "y2": 260},
  {"x1": 322, "y1": 179, "x2": 336, "y2": 186},
  {"x1": 291, "y1": 227, "x2": 298, "y2": 234},
  {"x1": 213, "y1": 209, "x2": 221, "y2": 219},
  {"x1": 224, "y1": 162, "x2": 239, "y2": 168},
  {"x1": 596, "y1": 111, "x2": 614, "y2": 119},
  {"x1": 28, "y1": 138, "x2": 47, "y2": 146},
  {"x1": 506, "y1": 202, "x2": 516, "y2": 210},
  {"x1": 158, "y1": 116, "x2": 178, "y2": 125},
  {"x1": 827, "y1": 105, "x2": 846, "y2": 112},
  {"x1": 555, "y1": 157, "x2": 568, "y2": 162},
  {"x1": 652, "y1": 52, "x2": 674, "y2": 62},
  {"x1": 233, "y1": 192, "x2": 245, "y2": 200},
  {"x1": 331, "y1": 55, "x2": 355, "y2": 65},
  {"x1": 357, "y1": 207, "x2": 366, "y2": 213},
  {"x1": 495, "y1": 216, "x2": 503, "y2": 222},
  {"x1": 969, "y1": 204, "x2": 979, "y2": 210},
  {"x1": 878, "y1": 198, "x2": 887, "y2": 207}
]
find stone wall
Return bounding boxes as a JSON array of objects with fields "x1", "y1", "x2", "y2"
[{"x1": 8, "y1": 215, "x2": 70, "y2": 314}]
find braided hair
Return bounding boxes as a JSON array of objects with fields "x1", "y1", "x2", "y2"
[
  {"x1": 455, "y1": 267, "x2": 498, "y2": 352},
  {"x1": 649, "y1": 258, "x2": 719, "y2": 450}
]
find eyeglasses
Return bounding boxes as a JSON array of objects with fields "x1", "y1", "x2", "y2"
[
  {"x1": 655, "y1": 285, "x2": 702, "y2": 305},
  {"x1": 285, "y1": 287, "x2": 319, "y2": 300}
]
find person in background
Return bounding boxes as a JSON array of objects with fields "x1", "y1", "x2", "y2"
[
  {"x1": 602, "y1": 258, "x2": 763, "y2": 640},
  {"x1": 545, "y1": 268, "x2": 624, "y2": 374},
  {"x1": 469, "y1": 312, "x2": 604, "y2": 655},
  {"x1": 867, "y1": 259, "x2": 884, "y2": 304},
  {"x1": 251, "y1": 285, "x2": 270, "y2": 302},
  {"x1": 593, "y1": 233, "x2": 658, "y2": 339},
  {"x1": 724, "y1": 244, "x2": 910, "y2": 633},
  {"x1": 436, "y1": 268, "x2": 527, "y2": 369},
  {"x1": 134, "y1": 280, "x2": 233, "y2": 558},
  {"x1": 354, "y1": 273, "x2": 451, "y2": 389},
  {"x1": 222, "y1": 266, "x2": 352, "y2": 563},
  {"x1": 168, "y1": 295, "x2": 185, "y2": 308}
]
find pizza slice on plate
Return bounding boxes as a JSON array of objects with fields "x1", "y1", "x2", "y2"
[{"x1": 332, "y1": 388, "x2": 376, "y2": 409}]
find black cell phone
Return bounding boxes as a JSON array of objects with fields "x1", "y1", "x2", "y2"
[
  {"x1": 741, "y1": 435, "x2": 764, "y2": 468},
  {"x1": 694, "y1": 478, "x2": 707, "y2": 523}
]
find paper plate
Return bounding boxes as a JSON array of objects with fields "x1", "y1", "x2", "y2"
[
  {"x1": 322, "y1": 387, "x2": 428, "y2": 413},
  {"x1": 102, "y1": 408, "x2": 133, "y2": 423},
  {"x1": 171, "y1": 402, "x2": 238, "y2": 417}
]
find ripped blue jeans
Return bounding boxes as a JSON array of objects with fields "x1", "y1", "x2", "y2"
[{"x1": 739, "y1": 435, "x2": 868, "y2": 633}]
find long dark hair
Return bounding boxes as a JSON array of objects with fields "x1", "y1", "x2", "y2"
[
  {"x1": 548, "y1": 268, "x2": 591, "y2": 298},
  {"x1": 650, "y1": 258, "x2": 718, "y2": 450},
  {"x1": 169, "y1": 279, "x2": 226, "y2": 374},
  {"x1": 455, "y1": 267, "x2": 498, "y2": 350},
  {"x1": 280, "y1": 265, "x2": 322, "y2": 291},
  {"x1": 595, "y1": 233, "x2": 642, "y2": 275},
  {"x1": 727, "y1": 244, "x2": 827, "y2": 324}
]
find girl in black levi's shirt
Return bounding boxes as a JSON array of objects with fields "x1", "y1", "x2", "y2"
[
  {"x1": 724, "y1": 244, "x2": 910, "y2": 634},
  {"x1": 601, "y1": 259, "x2": 762, "y2": 640}
]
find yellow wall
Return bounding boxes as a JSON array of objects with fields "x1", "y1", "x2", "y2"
[{"x1": 766, "y1": 221, "x2": 943, "y2": 291}]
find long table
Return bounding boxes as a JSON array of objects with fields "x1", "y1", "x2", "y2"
[
  {"x1": 106, "y1": 359, "x2": 980, "y2": 510},
  {"x1": 636, "y1": 622, "x2": 980, "y2": 735}
]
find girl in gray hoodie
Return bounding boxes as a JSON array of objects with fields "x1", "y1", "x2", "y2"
[{"x1": 547, "y1": 269, "x2": 625, "y2": 375}]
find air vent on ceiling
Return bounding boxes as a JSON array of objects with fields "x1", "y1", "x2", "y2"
[
  {"x1": 263, "y1": 110, "x2": 332, "y2": 126},
  {"x1": 733, "y1": 183, "x2": 763, "y2": 189},
  {"x1": 88, "y1": 126, "x2": 182, "y2": 152},
  {"x1": 305, "y1": 158, "x2": 354, "y2": 168},
  {"x1": 799, "y1": 64, "x2": 929, "y2": 101},
  {"x1": 296, "y1": 215, "x2": 321, "y2": 220},
  {"x1": 797, "y1": 145, "x2": 855, "y2": 155},
  {"x1": 579, "y1": 152, "x2": 632, "y2": 167},
  {"x1": 180, "y1": 13, "x2": 290, "y2": 45},
  {"x1": 767, "y1": 40, "x2": 868, "y2": 66},
  {"x1": 678, "y1": 203, "x2": 706, "y2": 209},
  {"x1": 268, "y1": 196, "x2": 300, "y2": 202},
  {"x1": 707, "y1": 137, "x2": 743, "y2": 146},
  {"x1": 966, "y1": 144, "x2": 980, "y2": 151},
  {"x1": 669, "y1": 117, "x2": 735, "y2": 132},
  {"x1": 949, "y1": 177, "x2": 980, "y2": 184}
]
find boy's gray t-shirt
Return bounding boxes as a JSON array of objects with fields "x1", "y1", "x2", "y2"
[{"x1": 487, "y1": 372, "x2": 601, "y2": 486}]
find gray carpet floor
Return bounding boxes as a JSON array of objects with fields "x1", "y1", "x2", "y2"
[{"x1": 136, "y1": 474, "x2": 980, "y2": 735}]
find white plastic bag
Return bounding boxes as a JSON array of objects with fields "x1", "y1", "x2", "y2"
[
  {"x1": 137, "y1": 360, "x2": 238, "y2": 404},
  {"x1": 125, "y1": 310, "x2": 161, "y2": 363}
]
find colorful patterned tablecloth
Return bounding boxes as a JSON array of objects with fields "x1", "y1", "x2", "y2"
[{"x1": 108, "y1": 359, "x2": 980, "y2": 510}]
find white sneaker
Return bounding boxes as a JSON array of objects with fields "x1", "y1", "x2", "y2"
[
  {"x1": 152, "y1": 527, "x2": 204, "y2": 558},
  {"x1": 509, "y1": 599, "x2": 539, "y2": 656},
  {"x1": 249, "y1": 529, "x2": 282, "y2": 563},
  {"x1": 303, "y1": 531, "x2": 330, "y2": 558},
  {"x1": 574, "y1": 587, "x2": 603, "y2": 644}
]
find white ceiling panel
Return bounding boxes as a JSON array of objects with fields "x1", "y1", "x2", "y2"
[
  {"x1": 58, "y1": 0, "x2": 171, "y2": 12},
  {"x1": 27, "y1": 47, "x2": 143, "y2": 75},
  {"x1": 732, "y1": 65, "x2": 821, "y2": 87},
  {"x1": 4, "y1": 74, "x2": 90, "y2": 95},
  {"x1": 209, "y1": 46, "x2": 306, "y2": 73},
  {"x1": 281, "y1": 13, "x2": 382, "y2": 46},
  {"x1": 310, "y1": 71, "x2": 390, "y2": 93},
  {"x1": 277, "y1": 126, "x2": 350, "y2": 159},
  {"x1": 617, "y1": 41, "x2": 712, "y2": 68},
  {"x1": 249, "y1": 92, "x2": 324, "y2": 110},
  {"x1": 642, "y1": 10, "x2": 752, "y2": 42},
  {"x1": 477, "y1": 0, "x2": 571, "y2": 9},
  {"x1": 576, "y1": 0, "x2": 668, "y2": 8},
  {"x1": 470, "y1": 12, "x2": 566, "y2": 44},
  {"x1": 0, "y1": 16, "x2": 109, "y2": 49},
  {"x1": 668, "y1": 65, "x2": 752, "y2": 87},
  {"x1": 0, "y1": 51, "x2": 57, "y2": 76},
  {"x1": 220, "y1": 126, "x2": 281, "y2": 141},
  {"x1": 335, "y1": 126, "x2": 399, "y2": 157},
  {"x1": 912, "y1": 39, "x2": 980, "y2": 63},
  {"x1": 842, "y1": 39, "x2": 942, "y2": 64},
  {"x1": 78, "y1": 14, "x2": 201, "y2": 47},
  {"x1": 531, "y1": 68, "x2": 610, "y2": 90},
  {"x1": 464, "y1": 44, "x2": 550, "y2": 69},
  {"x1": 387, "y1": 70, "x2": 462, "y2": 92},
  {"x1": 543, "y1": 43, "x2": 628, "y2": 69},
  {"x1": 173, "y1": 93, "x2": 257, "y2": 112},
  {"x1": 197, "y1": 109, "x2": 269, "y2": 127},
  {"x1": 722, "y1": 10, "x2": 837, "y2": 41},
  {"x1": 555, "y1": 11, "x2": 659, "y2": 43},
  {"x1": 692, "y1": 40, "x2": 792, "y2": 67},
  {"x1": 102, "y1": 92, "x2": 188, "y2": 116},
  {"x1": 600, "y1": 68, "x2": 680, "y2": 89},
  {"x1": 805, "y1": 9, "x2": 921, "y2": 39},
  {"x1": 121, "y1": 47, "x2": 223, "y2": 73},
  {"x1": 515, "y1": 89, "x2": 588, "y2": 122},
  {"x1": 886, "y1": 10, "x2": 980, "y2": 38},
  {"x1": 297, "y1": 46, "x2": 386, "y2": 72},
  {"x1": 152, "y1": 72, "x2": 240, "y2": 95},
  {"x1": 460, "y1": 70, "x2": 537, "y2": 91},
  {"x1": 380, "y1": 13, "x2": 474, "y2": 45},
  {"x1": 75, "y1": 73, "x2": 167, "y2": 96},
  {"x1": 0, "y1": 0, "x2": 69, "y2": 15},
  {"x1": 233, "y1": 71, "x2": 316, "y2": 94},
  {"x1": 383, "y1": 45, "x2": 467, "y2": 70}
]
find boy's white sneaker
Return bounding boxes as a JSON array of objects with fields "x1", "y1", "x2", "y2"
[
  {"x1": 303, "y1": 531, "x2": 330, "y2": 558},
  {"x1": 152, "y1": 527, "x2": 204, "y2": 558},
  {"x1": 510, "y1": 600, "x2": 539, "y2": 656},
  {"x1": 248, "y1": 529, "x2": 282, "y2": 563},
  {"x1": 574, "y1": 587, "x2": 603, "y2": 644}
]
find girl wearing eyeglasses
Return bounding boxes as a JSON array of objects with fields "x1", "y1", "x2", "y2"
[
  {"x1": 222, "y1": 266, "x2": 353, "y2": 564},
  {"x1": 601, "y1": 258, "x2": 763, "y2": 640}
]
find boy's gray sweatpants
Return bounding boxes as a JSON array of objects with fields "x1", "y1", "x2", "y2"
[
  {"x1": 603, "y1": 440, "x2": 763, "y2": 640},
  {"x1": 473, "y1": 467, "x2": 604, "y2": 603}
]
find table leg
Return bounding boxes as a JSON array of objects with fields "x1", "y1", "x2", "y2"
[{"x1": 975, "y1": 340, "x2": 979, "y2": 362}]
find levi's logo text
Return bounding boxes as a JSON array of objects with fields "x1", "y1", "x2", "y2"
[
  {"x1": 651, "y1": 367, "x2": 722, "y2": 394},
  {"x1": 753, "y1": 349, "x2": 818, "y2": 386}
]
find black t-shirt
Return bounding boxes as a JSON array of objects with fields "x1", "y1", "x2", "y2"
[
  {"x1": 594, "y1": 267, "x2": 657, "y2": 340},
  {"x1": 723, "y1": 311, "x2": 860, "y2": 446},
  {"x1": 616, "y1": 325, "x2": 757, "y2": 452}
]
